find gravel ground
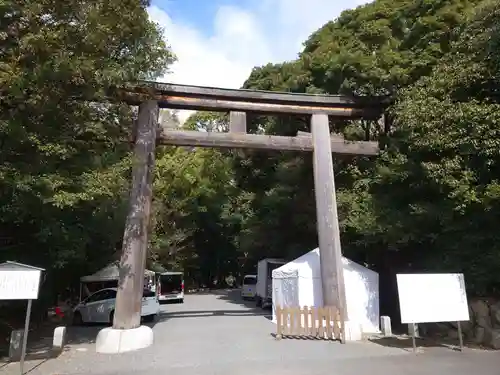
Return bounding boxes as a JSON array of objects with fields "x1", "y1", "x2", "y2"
[{"x1": 2, "y1": 290, "x2": 500, "y2": 375}]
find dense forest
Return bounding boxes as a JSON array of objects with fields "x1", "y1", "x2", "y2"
[{"x1": 2, "y1": 0, "x2": 500, "y2": 325}]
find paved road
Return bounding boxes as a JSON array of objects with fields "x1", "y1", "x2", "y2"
[{"x1": 4, "y1": 290, "x2": 500, "y2": 375}]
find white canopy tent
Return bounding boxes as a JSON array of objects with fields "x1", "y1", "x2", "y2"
[
  {"x1": 79, "y1": 263, "x2": 155, "y2": 300},
  {"x1": 80, "y1": 263, "x2": 155, "y2": 282},
  {"x1": 272, "y1": 248, "x2": 380, "y2": 340}
]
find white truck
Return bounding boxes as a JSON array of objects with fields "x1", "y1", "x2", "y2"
[{"x1": 255, "y1": 258, "x2": 286, "y2": 308}]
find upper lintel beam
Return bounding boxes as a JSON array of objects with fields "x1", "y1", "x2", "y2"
[{"x1": 114, "y1": 81, "x2": 390, "y2": 119}]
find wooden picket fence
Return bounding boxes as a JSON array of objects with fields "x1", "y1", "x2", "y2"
[{"x1": 275, "y1": 306, "x2": 343, "y2": 341}]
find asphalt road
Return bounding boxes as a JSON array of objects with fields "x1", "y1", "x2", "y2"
[{"x1": 4, "y1": 290, "x2": 500, "y2": 375}]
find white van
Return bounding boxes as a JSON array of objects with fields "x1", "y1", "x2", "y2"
[
  {"x1": 158, "y1": 271, "x2": 184, "y2": 303},
  {"x1": 241, "y1": 274, "x2": 257, "y2": 299}
]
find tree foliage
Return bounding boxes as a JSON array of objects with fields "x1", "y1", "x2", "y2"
[
  {"x1": 236, "y1": 0, "x2": 500, "y2": 297},
  {"x1": 383, "y1": 0, "x2": 500, "y2": 293},
  {"x1": 0, "y1": 0, "x2": 173, "y2": 302}
]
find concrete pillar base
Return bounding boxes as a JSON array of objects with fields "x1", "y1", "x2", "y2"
[
  {"x1": 96, "y1": 325, "x2": 153, "y2": 354},
  {"x1": 344, "y1": 321, "x2": 363, "y2": 341}
]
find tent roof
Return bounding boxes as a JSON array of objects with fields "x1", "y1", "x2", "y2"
[
  {"x1": 80, "y1": 263, "x2": 155, "y2": 282},
  {"x1": 272, "y1": 248, "x2": 378, "y2": 279},
  {"x1": 0, "y1": 261, "x2": 45, "y2": 271}
]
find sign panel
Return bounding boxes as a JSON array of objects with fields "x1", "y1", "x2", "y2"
[
  {"x1": 396, "y1": 273, "x2": 469, "y2": 324},
  {"x1": 0, "y1": 270, "x2": 41, "y2": 300}
]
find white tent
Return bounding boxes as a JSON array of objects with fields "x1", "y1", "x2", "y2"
[
  {"x1": 79, "y1": 263, "x2": 156, "y2": 300},
  {"x1": 80, "y1": 263, "x2": 155, "y2": 282},
  {"x1": 272, "y1": 248, "x2": 380, "y2": 339}
]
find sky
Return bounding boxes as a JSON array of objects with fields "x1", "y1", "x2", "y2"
[{"x1": 148, "y1": 0, "x2": 369, "y2": 122}]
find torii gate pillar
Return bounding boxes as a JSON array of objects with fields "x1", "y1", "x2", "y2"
[
  {"x1": 96, "y1": 100, "x2": 159, "y2": 353},
  {"x1": 311, "y1": 113, "x2": 347, "y2": 343}
]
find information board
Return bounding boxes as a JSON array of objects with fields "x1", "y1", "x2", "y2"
[
  {"x1": 0, "y1": 270, "x2": 42, "y2": 300},
  {"x1": 396, "y1": 273, "x2": 469, "y2": 324}
]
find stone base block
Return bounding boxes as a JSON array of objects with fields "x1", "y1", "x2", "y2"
[{"x1": 95, "y1": 325, "x2": 153, "y2": 354}]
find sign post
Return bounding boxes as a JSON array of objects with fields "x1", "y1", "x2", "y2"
[
  {"x1": 20, "y1": 299, "x2": 33, "y2": 375},
  {"x1": 396, "y1": 273, "x2": 469, "y2": 353},
  {"x1": 457, "y1": 321, "x2": 464, "y2": 351},
  {"x1": 0, "y1": 261, "x2": 44, "y2": 374}
]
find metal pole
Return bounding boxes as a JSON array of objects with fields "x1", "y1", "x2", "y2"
[
  {"x1": 311, "y1": 113, "x2": 347, "y2": 343},
  {"x1": 411, "y1": 323, "x2": 417, "y2": 353},
  {"x1": 457, "y1": 321, "x2": 464, "y2": 351},
  {"x1": 20, "y1": 299, "x2": 32, "y2": 375}
]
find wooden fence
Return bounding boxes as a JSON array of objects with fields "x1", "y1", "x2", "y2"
[{"x1": 275, "y1": 306, "x2": 343, "y2": 341}]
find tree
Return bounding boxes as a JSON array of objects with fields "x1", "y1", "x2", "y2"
[
  {"x1": 234, "y1": 0, "x2": 500, "y2": 298},
  {"x1": 183, "y1": 111, "x2": 229, "y2": 132},
  {"x1": 159, "y1": 109, "x2": 180, "y2": 130},
  {"x1": 151, "y1": 112, "x2": 244, "y2": 286},
  {"x1": 382, "y1": 0, "x2": 500, "y2": 294},
  {"x1": 0, "y1": 0, "x2": 174, "y2": 302}
]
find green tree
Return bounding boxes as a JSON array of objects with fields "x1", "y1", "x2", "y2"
[
  {"x1": 151, "y1": 112, "x2": 243, "y2": 286},
  {"x1": 0, "y1": 0, "x2": 174, "y2": 301},
  {"x1": 380, "y1": 0, "x2": 500, "y2": 294},
  {"x1": 234, "y1": 0, "x2": 500, "y2": 298}
]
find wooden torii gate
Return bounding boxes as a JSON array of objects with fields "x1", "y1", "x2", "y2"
[{"x1": 109, "y1": 81, "x2": 386, "y2": 347}]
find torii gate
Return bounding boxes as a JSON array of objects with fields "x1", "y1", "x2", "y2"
[{"x1": 95, "y1": 81, "x2": 388, "y2": 353}]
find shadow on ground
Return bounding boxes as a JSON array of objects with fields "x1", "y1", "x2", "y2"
[
  {"x1": 0, "y1": 317, "x2": 160, "y2": 367},
  {"x1": 216, "y1": 289, "x2": 272, "y2": 321},
  {"x1": 64, "y1": 318, "x2": 159, "y2": 346},
  {"x1": 2, "y1": 290, "x2": 270, "y2": 364},
  {"x1": 368, "y1": 335, "x2": 466, "y2": 352},
  {"x1": 216, "y1": 289, "x2": 272, "y2": 315},
  {"x1": 155, "y1": 289, "x2": 272, "y2": 323},
  {"x1": 0, "y1": 331, "x2": 68, "y2": 373}
]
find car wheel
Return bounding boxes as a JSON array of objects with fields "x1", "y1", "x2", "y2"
[
  {"x1": 109, "y1": 310, "x2": 115, "y2": 325},
  {"x1": 143, "y1": 314, "x2": 155, "y2": 323},
  {"x1": 73, "y1": 311, "x2": 83, "y2": 326}
]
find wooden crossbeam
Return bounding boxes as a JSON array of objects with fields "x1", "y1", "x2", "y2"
[
  {"x1": 139, "y1": 82, "x2": 386, "y2": 107},
  {"x1": 115, "y1": 81, "x2": 389, "y2": 119},
  {"x1": 158, "y1": 96, "x2": 372, "y2": 117},
  {"x1": 158, "y1": 130, "x2": 378, "y2": 156}
]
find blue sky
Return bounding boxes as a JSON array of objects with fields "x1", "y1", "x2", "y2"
[
  {"x1": 152, "y1": 0, "x2": 256, "y2": 35},
  {"x1": 148, "y1": 0, "x2": 368, "y2": 121}
]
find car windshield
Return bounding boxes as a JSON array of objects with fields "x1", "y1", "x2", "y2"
[
  {"x1": 243, "y1": 276, "x2": 257, "y2": 285},
  {"x1": 159, "y1": 274, "x2": 183, "y2": 293}
]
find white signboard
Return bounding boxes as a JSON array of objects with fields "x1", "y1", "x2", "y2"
[
  {"x1": 0, "y1": 270, "x2": 42, "y2": 300},
  {"x1": 396, "y1": 273, "x2": 469, "y2": 324}
]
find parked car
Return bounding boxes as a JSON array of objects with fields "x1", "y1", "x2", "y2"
[
  {"x1": 241, "y1": 275, "x2": 257, "y2": 300},
  {"x1": 72, "y1": 288, "x2": 160, "y2": 325}
]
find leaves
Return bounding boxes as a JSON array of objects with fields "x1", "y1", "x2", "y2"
[
  {"x1": 0, "y1": 0, "x2": 173, "y2": 298},
  {"x1": 233, "y1": 0, "x2": 500, "y2": 295}
]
